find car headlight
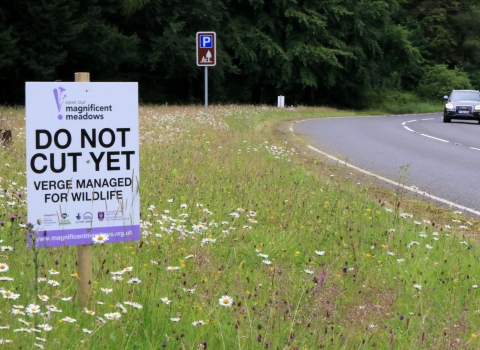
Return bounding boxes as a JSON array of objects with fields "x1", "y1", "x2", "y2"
[
  {"x1": 445, "y1": 103, "x2": 454, "y2": 109},
  {"x1": 475, "y1": 105, "x2": 480, "y2": 110}
]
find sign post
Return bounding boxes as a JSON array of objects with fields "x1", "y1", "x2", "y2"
[
  {"x1": 196, "y1": 32, "x2": 216, "y2": 113},
  {"x1": 75, "y1": 72, "x2": 92, "y2": 307},
  {"x1": 26, "y1": 75, "x2": 140, "y2": 307}
]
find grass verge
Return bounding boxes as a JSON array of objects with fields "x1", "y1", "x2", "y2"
[{"x1": 0, "y1": 104, "x2": 478, "y2": 350}]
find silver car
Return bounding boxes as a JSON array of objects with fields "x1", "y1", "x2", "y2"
[{"x1": 443, "y1": 90, "x2": 480, "y2": 123}]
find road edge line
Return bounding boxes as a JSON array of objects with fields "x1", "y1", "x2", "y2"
[{"x1": 307, "y1": 145, "x2": 480, "y2": 216}]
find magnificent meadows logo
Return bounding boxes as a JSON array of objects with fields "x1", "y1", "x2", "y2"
[
  {"x1": 53, "y1": 86, "x2": 112, "y2": 121},
  {"x1": 53, "y1": 86, "x2": 66, "y2": 120}
]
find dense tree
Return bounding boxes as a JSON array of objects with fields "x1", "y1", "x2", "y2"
[
  {"x1": 0, "y1": 0, "x2": 138, "y2": 104},
  {"x1": 0, "y1": 0, "x2": 479, "y2": 106}
]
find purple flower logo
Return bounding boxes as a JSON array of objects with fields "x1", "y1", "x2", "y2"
[{"x1": 53, "y1": 87, "x2": 66, "y2": 120}]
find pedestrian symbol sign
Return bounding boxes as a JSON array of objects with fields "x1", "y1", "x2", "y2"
[{"x1": 196, "y1": 32, "x2": 216, "y2": 66}]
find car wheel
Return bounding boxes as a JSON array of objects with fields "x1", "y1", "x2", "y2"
[{"x1": 443, "y1": 116, "x2": 451, "y2": 123}]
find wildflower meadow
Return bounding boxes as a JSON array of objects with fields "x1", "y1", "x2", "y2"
[{"x1": 0, "y1": 105, "x2": 479, "y2": 349}]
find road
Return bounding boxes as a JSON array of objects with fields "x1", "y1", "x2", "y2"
[{"x1": 293, "y1": 113, "x2": 480, "y2": 215}]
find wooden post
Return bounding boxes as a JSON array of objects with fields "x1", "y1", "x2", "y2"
[{"x1": 75, "y1": 72, "x2": 92, "y2": 307}]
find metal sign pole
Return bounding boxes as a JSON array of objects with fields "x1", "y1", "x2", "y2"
[
  {"x1": 197, "y1": 32, "x2": 215, "y2": 113},
  {"x1": 205, "y1": 67, "x2": 208, "y2": 113}
]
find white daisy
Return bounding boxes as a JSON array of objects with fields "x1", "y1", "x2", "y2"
[
  {"x1": 38, "y1": 295, "x2": 49, "y2": 302},
  {"x1": 37, "y1": 324, "x2": 52, "y2": 331},
  {"x1": 2, "y1": 291, "x2": 20, "y2": 300},
  {"x1": 218, "y1": 295, "x2": 234, "y2": 307},
  {"x1": 83, "y1": 308, "x2": 95, "y2": 316},
  {"x1": 104, "y1": 312, "x2": 121, "y2": 320},
  {"x1": 92, "y1": 234, "x2": 109, "y2": 244},
  {"x1": 26, "y1": 304, "x2": 41, "y2": 314},
  {"x1": 124, "y1": 301, "x2": 142, "y2": 309},
  {"x1": 12, "y1": 308, "x2": 25, "y2": 315},
  {"x1": 116, "y1": 303, "x2": 127, "y2": 313},
  {"x1": 0, "y1": 263, "x2": 9, "y2": 272}
]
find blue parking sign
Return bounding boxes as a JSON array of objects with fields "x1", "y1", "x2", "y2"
[
  {"x1": 200, "y1": 35, "x2": 213, "y2": 48},
  {"x1": 197, "y1": 32, "x2": 216, "y2": 66}
]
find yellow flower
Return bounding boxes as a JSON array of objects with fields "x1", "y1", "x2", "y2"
[
  {"x1": 366, "y1": 253, "x2": 371, "y2": 257},
  {"x1": 472, "y1": 334, "x2": 477, "y2": 339},
  {"x1": 246, "y1": 290, "x2": 251, "y2": 295},
  {"x1": 295, "y1": 251, "x2": 300, "y2": 256},
  {"x1": 381, "y1": 244, "x2": 386, "y2": 248},
  {"x1": 71, "y1": 273, "x2": 78, "y2": 279}
]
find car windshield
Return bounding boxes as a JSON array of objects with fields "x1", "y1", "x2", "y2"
[{"x1": 450, "y1": 91, "x2": 480, "y2": 101}]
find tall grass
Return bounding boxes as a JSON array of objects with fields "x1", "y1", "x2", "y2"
[{"x1": 0, "y1": 105, "x2": 477, "y2": 349}]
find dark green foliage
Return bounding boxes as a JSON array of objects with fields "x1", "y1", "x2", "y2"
[
  {"x1": 416, "y1": 64, "x2": 472, "y2": 99},
  {"x1": 0, "y1": 0, "x2": 479, "y2": 106},
  {"x1": 0, "y1": 0, "x2": 139, "y2": 104}
]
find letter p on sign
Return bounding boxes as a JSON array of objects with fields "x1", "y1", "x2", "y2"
[{"x1": 200, "y1": 36, "x2": 212, "y2": 48}]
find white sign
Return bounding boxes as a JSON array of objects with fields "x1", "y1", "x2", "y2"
[{"x1": 26, "y1": 82, "x2": 140, "y2": 247}]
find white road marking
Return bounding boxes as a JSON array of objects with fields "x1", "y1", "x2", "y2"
[
  {"x1": 401, "y1": 122, "x2": 406, "y2": 125},
  {"x1": 470, "y1": 147, "x2": 480, "y2": 151},
  {"x1": 403, "y1": 126, "x2": 415, "y2": 132},
  {"x1": 407, "y1": 120, "x2": 417, "y2": 123},
  {"x1": 307, "y1": 145, "x2": 480, "y2": 216},
  {"x1": 421, "y1": 118, "x2": 434, "y2": 120},
  {"x1": 420, "y1": 134, "x2": 449, "y2": 142}
]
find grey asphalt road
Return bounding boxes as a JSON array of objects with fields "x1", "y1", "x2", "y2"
[{"x1": 293, "y1": 113, "x2": 480, "y2": 214}]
